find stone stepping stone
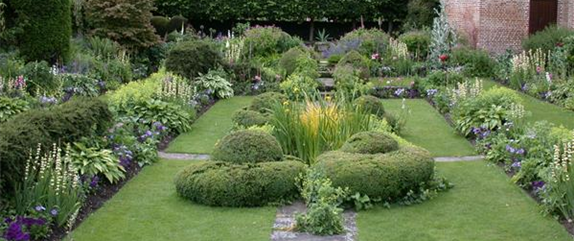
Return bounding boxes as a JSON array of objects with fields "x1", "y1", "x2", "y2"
[
  {"x1": 271, "y1": 201, "x2": 357, "y2": 241},
  {"x1": 434, "y1": 155, "x2": 484, "y2": 162},
  {"x1": 318, "y1": 78, "x2": 335, "y2": 88},
  {"x1": 158, "y1": 152, "x2": 210, "y2": 161}
]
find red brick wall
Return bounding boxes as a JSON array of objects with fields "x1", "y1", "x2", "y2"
[
  {"x1": 558, "y1": 0, "x2": 574, "y2": 29},
  {"x1": 445, "y1": 0, "x2": 482, "y2": 48}
]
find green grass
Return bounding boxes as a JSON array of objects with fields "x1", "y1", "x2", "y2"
[
  {"x1": 382, "y1": 99, "x2": 475, "y2": 157},
  {"x1": 166, "y1": 96, "x2": 254, "y2": 154},
  {"x1": 484, "y1": 80, "x2": 574, "y2": 129},
  {"x1": 67, "y1": 160, "x2": 275, "y2": 241},
  {"x1": 370, "y1": 77, "x2": 415, "y2": 88},
  {"x1": 357, "y1": 161, "x2": 571, "y2": 241}
]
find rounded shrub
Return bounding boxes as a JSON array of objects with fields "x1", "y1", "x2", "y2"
[
  {"x1": 399, "y1": 30, "x2": 431, "y2": 60},
  {"x1": 168, "y1": 16, "x2": 188, "y2": 33},
  {"x1": 341, "y1": 132, "x2": 399, "y2": 154},
  {"x1": 165, "y1": 39, "x2": 223, "y2": 79},
  {"x1": 250, "y1": 92, "x2": 288, "y2": 114},
  {"x1": 315, "y1": 146, "x2": 434, "y2": 201},
  {"x1": 212, "y1": 130, "x2": 283, "y2": 164},
  {"x1": 522, "y1": 25, "x2": 574, "y2": 53},
  {"x1": 354, "y1": 95, "x2": 385, "y2": 117},
  {"x1": 340, "y1": 28, "x2": 390, "y2": 56},
  {"x1": 337, "y1": 50, "x2": 370, "y2": 80},
  {"x1": 232, "y1": 109, "x2": 269, "y2": 127},
  {"x1": 450, "y1": 47, "x2": 496, "y2": 78},
  {"x1": 151, "y1": 16, "x2": 170, "y2": 36},
  {"x1": 242, "y1": 26, "x2": 302, "y2": 58},
  {"x1": 279, "y1": 47, "x2": 307, "y2": 76},
  {"x1": 174, "y1": 161, "x2": 306, "y2": 207}
]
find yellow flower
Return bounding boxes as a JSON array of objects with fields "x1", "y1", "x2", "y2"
[
  {"x1": 293, "y1": 87, "x2": 300, "y2": 93},
  {"x1": 325, "y1": 95, "x2": 332, "y2": 102}
]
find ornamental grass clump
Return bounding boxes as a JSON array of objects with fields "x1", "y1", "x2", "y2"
[{"x1": 270, "y1": 95, "x2": 372, "y2": 165}]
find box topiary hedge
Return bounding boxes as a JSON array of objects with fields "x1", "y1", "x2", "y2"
[
  {"x1": 174, "y1": 161, "x2": 306, "y2": 207},
  {"x1": 337, "y1": 50, "x2": 371, "y2": 80},
  {"x1": 354, "y1": 95, "x2": 385, "y2": 117},
  {"x1": 340, "y1": 131, "x2": 399, "y2": 154},
  {"x1": 211, "y1": 130, "x2": 283, "y2": 164},
  {"x1": 165, "y1": 39, "x2": 223, "y2": 79},
  {"x1": 249, "y1": 92, "x2": 288, "y2": 114},
  {"x1": 232, "y1": 109, "x2": 269, "y2": 127},
  {"x1": 315, "y1": 146, "x2": 434, "y2": 201},
  {"x1": 0, "y1": 97, "x2": 113, "y2": 198}
]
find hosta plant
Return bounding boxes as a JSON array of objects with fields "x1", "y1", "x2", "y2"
[{"x1": 70, "y1": 143, "x2": 125, "y2": 184}]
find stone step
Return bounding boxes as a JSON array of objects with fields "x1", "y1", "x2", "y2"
[
  {"x1": 319, "y1": 71, "x2": 332, "y2": 78},
  {"x1": 317, "y1": 78, "x2": 335, "y2": 87}
]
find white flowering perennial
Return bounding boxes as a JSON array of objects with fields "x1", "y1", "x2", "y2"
[
  {"x1": 544, "y1": 134, "x2": 574, "y2": 222},
  {"x1": 511, "y1": 48, "x2": 548, "y2": 74},
  {"x1": 225, "y1": 33, "x2": 243, "y2": 64},
  {"x1": 448, "y1": 78, "x2": 483, "y2": 106},
  {"x1": 16, "y1": 143, "x2": 83, "y2": 228},
  {"x1": 389, "y1": 38, "x2": 409, "y2": 59},
  {"x1": 157, "y1": 73, "x2": 195, "y2": 105}
]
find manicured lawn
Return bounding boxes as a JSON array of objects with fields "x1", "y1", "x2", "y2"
[
  {"x1": 166, "y1": 96, "x2": 254, "y2": 154},
  {"x1": 357, "y1": 161, "x2": 571, "y2": 241},
  {"x1": 382, "y1": 99, "x2": 476, "y2": 157},
  {"x1": 484, "y1": 80, "x2": 574, "y2": 129},
  {"x1": 67, "y1": 160, "x2": 276, "y2": 241},
  {"x1": 370, "y1": 77, "x2": 415, "y2": 88}
]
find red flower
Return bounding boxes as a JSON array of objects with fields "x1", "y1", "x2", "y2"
[
  {"x1": 556, "y1": 42, "x2": 564, "y2": 47},
  {"x1": 439, "y1": 54, "x2": 449, "y2": 62}
]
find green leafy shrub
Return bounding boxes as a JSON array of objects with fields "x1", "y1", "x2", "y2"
[
  {"x1": 168, "y1": 16, "x2": 188, "y2": 33},
  {"x1": 339, "y1": 28, "x2": 390, "y2": 56},
  {"x1": 19, "y1": 61, "x2": 58, "y2": 96},
  {"x1": 450, "y1": 47, "x2": 496, "y2": 77},
  {"x1": 0, "y1": 97, "x2": 28, "y2": 123},
  {"x1": 0, "y1": 97, "x2": 113, "y2": 196},
  {"x1": 70, "y1": 143, "x2": 125, "y2": 184},
  {"x1": 194, "y1": 69, "x2": 234, "y2": 99},
  {"x1": 279, "y1": 46, "x2": 307, "y2": 76},
  {"x1": 316, "y1": 146, "x2": 434, "y2": 202},
  {"x1": 232, "y1": 109, "x2": 269, "y2": 127},
  {"x1": 151, "y1": 16, "x2": 170, "y2": 36},
  {"x1": 250, "y1": 92, "x2": 288, "y2": 114},
  {"x1": 242, "y1": 26, "x2": 302, "y2": 58},
  {"x1": 212, "y1": 130, "x2": 283, "y2": 164},
  {"x1": 341, "y1": 131, "x2": 399, "y2": 154},
  {"x1": 105, "y1": 71, "x2": 164, "y2": 109},
  {"x1": 280, "y1": 73, "x2": 319, "y2": 100},
  {"x1": 424, "y1": 70, "x2": 465, "y2": 87},
  {"x1": 165, "y1": 39, "x2": 223, "y2": 79},
  {"x1": 337, "y1": 50, "x2": 370, "y2": 80},
  {"x1": 353, "y1": 95, "x2": 385, "y2": 117},
  {"x1": 10, "y1": 0, "x2": 72, "y2": 62},
  {"x1": 522, "y1": 25, "x2": 574, "y2": 53},
  {"x1": 59, "y1": 73, "x2": 100, "y2": 97},
  {"x1": 327, "y1": 54, "x2": 343, "y2": 65},
  {"x1": 174, "y1": 161, "x2": 306, "y2": 207},
  {"x1": 399, "y1": 30, "x2": 431, "y2": 60},
  {"x1": 296, "y1": 169, "x2": 346, "y2": 235},
  {"x1": 133, "y1": 99, "x2": 194, "y2": 134},
  {"x1": 85, "y1": 0, "x2": 160, "y2": 50}
]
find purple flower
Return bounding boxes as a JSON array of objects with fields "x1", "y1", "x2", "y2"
[
  {"x1": 532, "y1": 181, "x2": 545, "y2": 190},
  {"x1": 50, "y1": 209, "x2": 58, "y2": 217},
  {"x1": 3, "y1": 221, "x2": 30, "y2": 241},
  {"x1": 516, "y1": 148, "x2": 525, "y2": 155},
  {"x1": 426, "y1": 89, "x2": 438, "y2": 96},
  {"x1": 394, "y1": 88, "x2": 405, "y2": 97},
  {"x1": 34, "y1": 206, "x2": 45, "y2": 212},
  {"x1": 506, "y1": 145, "x2": 516, "y2": 154},
  {"x1": 90, "y1": 176, "x2": 99, "y2": 188},
  {"x1": 511, "y1": 161, "x2": 522, "y2": 168}
]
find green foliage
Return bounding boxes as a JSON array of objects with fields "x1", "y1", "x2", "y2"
[
  {"x1": 339, "y1": 28, "x2": 390, "y2": 57},
  {"x1": 0, "y1": 97, "x2": 28, "y2": 123},
  {"x1": 341, "y1": 131, "x2": 399, "y2": 154},
  {"x1": 174, "y1": 161, "x2": 306, "y2": 207},
  {"x1": 450, "y1": 47, "x2": 496, "y2": 78},
  {"x1": 337, "y1": 50, "x2": 371, "y2": 80},
  {"x1": 151, "y1": 16, "x2": 170, "y2": 37},
  {"x1": 280, "y1": 74, "x2": 319, "y2": 100},
  {"x1": 19, "y1": 61, "x2": 58, "y2": 96},
  {"x1": 165, "y1": 39, "x2": 223, "y2": 79},
  {"x1": 279, "y1": 46, "x2": 307, "y2": 76},
  {"x1": 424, "y1": 70, "x2": 465, "y2": 87},
  {"x1": 242, "y1": 26, "x2": 302, "y2": 58},
  {"x1": 403, "y1": 0, "x2": 440, "y2": 30},
  {"x1": 316, "y1": 146, "x2": 435, "y2": 202},
  {"x1": 70, "y1": 143, "x2": 126, "y2": 184},
  {"x1": 353, "y1": 95, "x2": 385, "y2": 117},
  {"x1": 429, "y1": 1, "x2": 458, "y2": 66},
  {"x1": 194, "y1": 69, "x2": 234, "y2": 99},
  {"x1": 250, "y1": 92, "x2": 288, "y2": 114},
  {"x1": 105, "y1": 71, "x2": 165, "y2": 109},
  {"x1": 10, "y1": 0, "x2": 72, "y2": 62},
  {"x1": 133, "y1": 99, "x2": 194, "y2": 134},
  {"x1": 399, "y1": 30, "x2": 431, "y2": 60},
  {"x1": 85, "y1": 0, "x2": 160, "y2": 50},
  {"x1": 0, "y1": 97, "x2": 112, "y2": 199},
  {"x1": 453, "y1": 87, "x2": 522, "y2": 136},
  {"x1": 59, "y1": 73, "x2": 100, "y2": 97},
  {"x1": 232, "y1": 109, "x2": 269, "y2": 127},
  {"x1": 296, "y1": 169, "x2": 346, "y2": 236},
  {"x1": 212, "y1": 130, "x2": 283, "y2": 164},
  {"x1": 522, "y1": 25, "x2": 574, "y2": 53}
]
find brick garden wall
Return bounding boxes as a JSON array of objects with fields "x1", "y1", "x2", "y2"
[{"x1": 446, "y1": 0, "x2": 574, "y2": 54}]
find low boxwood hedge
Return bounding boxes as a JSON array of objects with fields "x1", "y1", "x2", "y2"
[
  {"x1": 340, "y1": 131, "x2": 399, "y2": 154},
  {"x1": 250, "y1": 92, "x2": 288, "y2": 114},
  {"x1": 232, "y1": 109, "x2": 269, "y2": 127},
  {"x1": 174, "y1": 161, "x2": 306, "y2": 207},
  {"x1": 315, "y1": 146, "x2": 434, "y2": 201},
  {"x1": 354, "y1": 95, "x2": 385, "y2": 117},
  {"x1": 211, "y1": 130, "x2": 283, "y2": 164}
]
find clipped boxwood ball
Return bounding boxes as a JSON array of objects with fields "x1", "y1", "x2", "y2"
[
  {"x1": 341, "y1": 131, "x2": 399, "y2": 154},
  {"x1": 316, "y1": 147, "x2": 434, "y2": 201},
  {"x1": 354, "y1": 95, "x2": 385, "y2": 117},
  {"x1": 212, "y1": 130, "x2": 283, "y2": 163},
  {"x1": 174, "y1": 161, "x2": 306, "y2": 207},
  {"x1": 250, "y1": 92, "x2": 288, "y2": 114},
  {"x1": 232, "y1": 109, "x2": 269, "y2": 127}
]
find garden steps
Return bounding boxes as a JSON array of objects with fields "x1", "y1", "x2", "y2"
[{"x1": 270, "y1": 201, "x2": 358, "y2": 241}]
